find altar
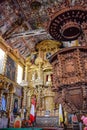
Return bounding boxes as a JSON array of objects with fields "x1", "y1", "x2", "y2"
[{"x1": 36, "y1": 116, "x2": 58, "y2": 128}]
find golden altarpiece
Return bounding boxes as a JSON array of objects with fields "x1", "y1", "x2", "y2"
[
  {"x1": 25, "y1": 40, "x2": 61, "y2": 117},
  {"x1": 23, "y1": 40, "x2": 62, "y2": 127}
]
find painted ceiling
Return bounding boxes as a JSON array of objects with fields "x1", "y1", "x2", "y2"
[{"x1": 0, "y1": 0, "x2": 87, "y2": 59}]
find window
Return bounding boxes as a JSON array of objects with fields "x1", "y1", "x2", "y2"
[
  {"x1": 17, "y1": 64, "x2": 23, "y2": 84},
  {"x1": 0, "y1": 48, "x2": 5, "y2": 74}
]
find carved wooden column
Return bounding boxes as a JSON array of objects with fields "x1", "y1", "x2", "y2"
[
  {"x1": 23, "y1": 87, "x2": 27, "y2": 107},
  {"x1": 7, "y1": 84, "x2": 14, "y2": 112},
  {"x1": 0, "y1": 90, "x2": 2, "y2": 111},
  {"x1": 82, "y1": 84, "x2": 87, "y2": 110},
  {"x1": 27, "y1": 89, "x2": 31, "y2": 109},
  {"x1": 18, "y1": 97, "x2": 21, "y2": 110},
  {"x1": 20, "y1": 80, "x2": 28, "y2": 109},
  {"x1": 24, "y1": 63, "x2": 28, "y2": 81},
  {"x1": 7, "y1": 92, "x2": 10, "y2": 110},
  {"x1": 37, "y1": 86, "x2": 42, "y2": 109},
  {"x1": 42, "y1": 93, "x2": 45, "y2": 110},
  {"x1": 10, "y1": 92, "x2": 14, "y2": 112}
]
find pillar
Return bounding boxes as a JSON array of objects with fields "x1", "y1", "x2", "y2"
[
  {"x1": 0, "y1": 90, "x2": 2, "y2": 111},
  {"x1": 23, "y1": 87, "x2": 27, "y2": 107},
  {"x1": 10, "y1": 92, "x2": 14, "y2": 112}
]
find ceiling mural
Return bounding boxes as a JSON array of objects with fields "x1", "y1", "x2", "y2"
[{"x1": 0, "y1": 0, "x2": 87, "y2": 59}]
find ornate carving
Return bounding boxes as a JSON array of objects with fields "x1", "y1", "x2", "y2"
[
  {"x1": 50, "y1": 46, "x2": 87, "y2": 113},
  {"x1": 36, "y1": 116, "x2": 58, "y2": 128},
  {"x1": 48, "y1": 3, "x2": 87, "y2": 41}
]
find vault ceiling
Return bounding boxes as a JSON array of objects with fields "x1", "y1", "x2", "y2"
[{"x1": 0, "y1": 0, "x2": 87, "y2": 59}]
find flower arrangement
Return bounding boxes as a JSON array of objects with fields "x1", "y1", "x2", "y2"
[{"x1": 81, "y1": 116, "x2": 87, "y2": 130}]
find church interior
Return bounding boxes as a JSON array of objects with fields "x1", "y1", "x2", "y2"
[{"x1": 0, "y1": 0, "x2": 87, "y2": 129}]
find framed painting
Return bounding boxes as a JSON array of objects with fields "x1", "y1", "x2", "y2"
[{"x1": 5, "y1": 56, "x2": 16, "y2": 81}]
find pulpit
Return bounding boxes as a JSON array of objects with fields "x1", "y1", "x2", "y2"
[{"x1": 50, "y1": 46, "x2": 87, "y2": 115}]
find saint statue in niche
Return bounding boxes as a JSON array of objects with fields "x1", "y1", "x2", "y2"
[
  {"x1": 1, "y1": 95, "x2": 6, "y2": 111},
  {"x1": 46, "y1": 52, "x2": 51, "y2": 60},
  {"x1": 13, "y1": 99, "x2": 18, "y2": 113},
  {"x1": 30, "y1": 53, "x2": 37, "y2": 64}
]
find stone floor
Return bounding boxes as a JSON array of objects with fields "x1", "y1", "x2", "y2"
[{"x1": 43, "y1": 128, "x2": 57, "y2": 129}]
